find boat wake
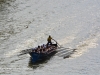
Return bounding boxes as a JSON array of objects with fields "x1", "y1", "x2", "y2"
[{"x1": 71, "y1": 32, "x2": 100, "y2": 58}]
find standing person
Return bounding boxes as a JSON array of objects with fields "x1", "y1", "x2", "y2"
[{"x1": 47, "y1": 35, "x2": 54, "y2": 45}]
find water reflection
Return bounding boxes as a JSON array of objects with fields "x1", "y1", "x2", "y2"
[
  {"x1": 0, "y1": 0, "x2": 6, "y2": 4},
  {"x1": 28, "y1": 52, "x2": 56, "y2": 69},
  {"x1": 28, "y1": 57, "x2": 48, "y2": 69},
  {"x1": 0, "y1": 0, "x2": 15, "y2": 11}
]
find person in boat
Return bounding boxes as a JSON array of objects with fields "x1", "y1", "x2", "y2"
[
  {"x1": 47, "y1": 35, "x2": 54, "y2": 45},
  {"x1": 35, "y1": 46, "x2": 40, "y2": 53}
]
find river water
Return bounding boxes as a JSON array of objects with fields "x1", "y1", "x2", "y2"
[{"x1": 0, "y1": 0, "x2": 100, "y2": 75}]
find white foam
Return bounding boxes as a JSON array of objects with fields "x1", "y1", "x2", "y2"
[{"x1": 71, "y1": 34, "x2": 100, "y2": 58}]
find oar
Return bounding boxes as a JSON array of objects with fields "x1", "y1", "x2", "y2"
[
  {"x1": 52, "y1": 39, "x2": 62, "y2": 47},
  {"x1": 18, "y1": 48, "x2": 33, "y2": 56},
  {"x1": 52, "y1": 39, "x2": 70, "y2": 49},
  {"x1": 52, "y1": 39, "x2": 77, "y2": 58},
  {"x1": 56, "y1": 48, "x2": 77, "y2": 59},
  {"x1": 56, "y1": 48, "x2": 76, "y2": 55}
]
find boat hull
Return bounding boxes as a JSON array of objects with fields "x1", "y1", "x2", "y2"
[{"x1": 29, "y1": 44, "x2": 57, "y2": 63}]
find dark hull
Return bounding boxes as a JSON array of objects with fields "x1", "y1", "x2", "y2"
[{"x1": 29, "y1": 44, "x2": 57, "y2": 63}]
